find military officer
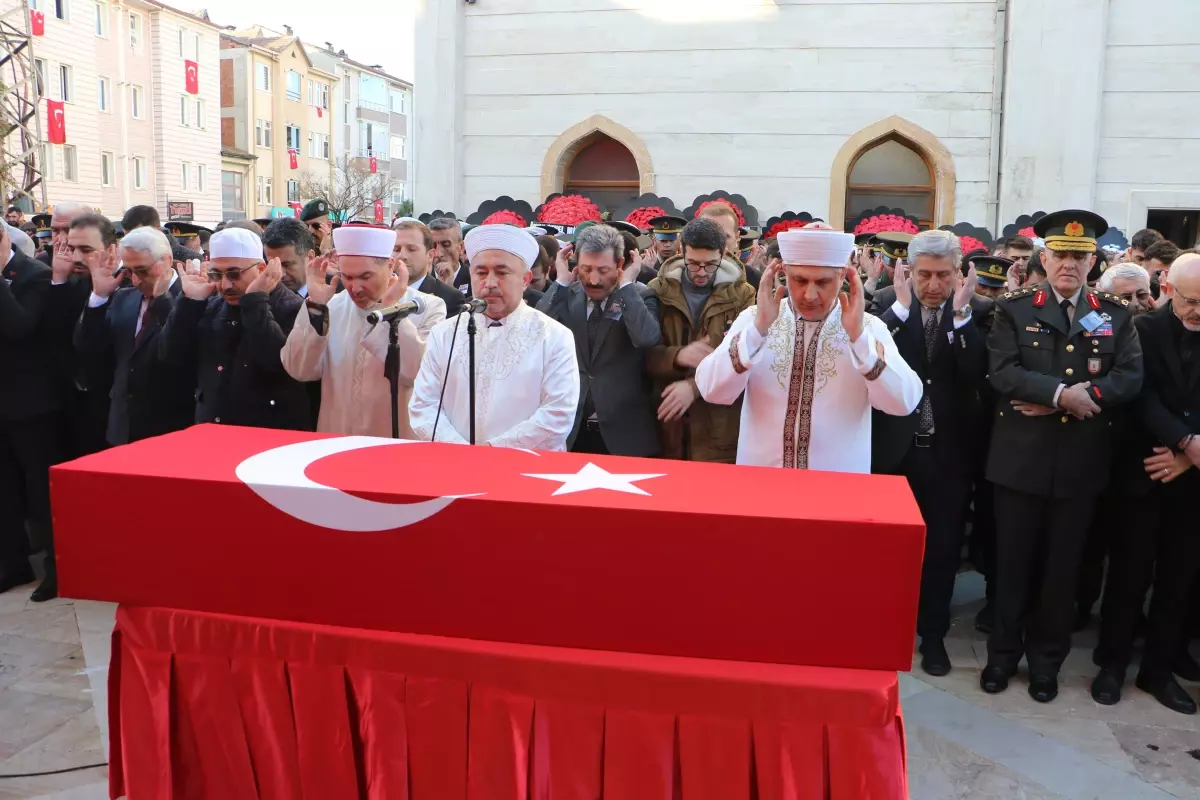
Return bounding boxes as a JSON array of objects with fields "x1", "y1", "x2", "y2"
[
  {"x1": 967, "y1": 253, "x2": 1013, "y2": 300},
  {"x1": 164, "y1": 222, "x2": 211, "y2": 255},
  {"x1": 980, "y1": 210, "x2": 1143, "y2": 703},
  {"x1": 300, "y1": 199, "x2": 333, "y2": 254},
  {"x1": 866, "y1": 232, "x2": 913, "y2": 314},
  {"x1": 647, "y1": 215, "x2": 686, "y2": 270}
]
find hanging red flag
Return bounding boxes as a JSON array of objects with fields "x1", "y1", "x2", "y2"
[
  {"x1": 288, "y1": 148, "x2": 298, "y2": 170},
  {"x1": 316, "y1": 107, "x2": 323, "y2": 118},
  {"x1": 184, "y1": 60, "x2": 199, "y2": 95},
  {"x1": 46, "y1": 100, "x2": 66, "y2": 144},
  {"x1": 369, "y1": 155, "x2": 377, "y2": 174},
  {"x1": 374, "y1": 199, "x2": 384, "y2": 223},
  {"x1": 288, "y1": 201, "x2": 301, "y2": 217},
  {"x1": 31, "y1": 9, "x2": 45, "y2": 35}
]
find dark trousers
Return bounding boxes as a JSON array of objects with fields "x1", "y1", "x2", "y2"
[
  {"x1": 1076, "y1": 491, "x2": 1122, "y2": 617},
  {"x1": 571, "y1": 420, "x2": 610, "y2": 456},
  {"x1": 0, "y1": 413, "x2": 63, "y2": 570},
  {"x1": 1096, "y1": 473, "x2": 1200, "y2": 681},
  {"x1": 968, "y1": 478, "x2": 997, "y2": 603},
  {"x1": 903, "y1": 437, "x2": 972, "y2": 641},
  {"x1": 65, "y1": 387, "x2": 109, "y2": 460},
  {"x1": 987, "y1": 485, "x2": 1098, "y2": 676}
]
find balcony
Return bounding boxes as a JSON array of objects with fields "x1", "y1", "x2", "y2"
[
  {"x1": 356, "y1": 100, "x2": 389, "y2": 125},
  {"x1": 390, "y1": 112, "x2": 407, "y2": 132}
]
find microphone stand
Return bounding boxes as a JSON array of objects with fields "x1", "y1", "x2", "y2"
[
  {"x1": 466, "y1": 311, "x2": 477, "y2": 445},
  {"x1": 385, "y1": 315, "x2": 404, "y2": 440}
]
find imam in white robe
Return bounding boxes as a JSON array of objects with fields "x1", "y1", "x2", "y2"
[
  {"x1": 409, "y1": 302, "x2": 579, "y2": 450},
  {"x1": 281, "y1": 287, "x2": 446, "y2": 438},
  {"x1": 694, "y1": 297, "x2": 922, "y2": 472}
]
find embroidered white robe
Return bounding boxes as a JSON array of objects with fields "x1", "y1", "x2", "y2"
[
  {"x1": 409, "y1": 302, "x2": 580, "y2": 450},
  {"x1": 281, "y1": 287, "x2": 446, "y2": 438},
  {"x1": 694, "y1": 298, "x2": 922, "y2": 472}
]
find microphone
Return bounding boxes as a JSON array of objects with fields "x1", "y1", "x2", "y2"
[
  {"x1": 459, "y1": 297, "x2": 488, "y2": 314},
  {"x1": 366, "y1": 295, "x2": 426, "y2": 325}
]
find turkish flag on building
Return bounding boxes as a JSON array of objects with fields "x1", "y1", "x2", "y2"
[
  {"x1": 30, "y1": 9, "x2": 44, "y2": 35},
  {"x1": 288, "y1": 148, "x2": 298, "y2": 170},
  {"x1": 46, "y1": 100, "x2": 66, "y2": 144},
  {"x1": 373, "y1": 199, "x2": 384, "y2": 223},
  {"x1": 184, "y1": 60, "x2": 199, "y2": 95},
  {"x1": 288, "y1": 201, "x2": 301, "y2": 217},
  {"x1": 369, "y1": 155, "x2": 377, "y2": 174},
  {"x1": 316, "y1": 107, "x2": 323, "y2": 118}
]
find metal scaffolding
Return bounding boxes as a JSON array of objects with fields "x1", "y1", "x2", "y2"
[{"x1": 0, "y1": 0, "x2": 45, "y2": 212}]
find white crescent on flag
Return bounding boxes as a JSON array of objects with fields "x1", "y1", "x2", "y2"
[
  {"x1": 187, "y1": 66, "x2": 196, "y2": 80},
  {"x1": 53, "y1": 109, "x2": 63, "y2": 124},
  {"x1": 235, "y1": 436, "x2": 484, "y2": 532}
]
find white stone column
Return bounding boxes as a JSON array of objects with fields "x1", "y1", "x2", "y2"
[
  {"x1": 413, "y1": 0, "x2": 465, "y2": 214},
  {"x1": 998, "y1": 0, "x2": 1109, "y2": 222}
]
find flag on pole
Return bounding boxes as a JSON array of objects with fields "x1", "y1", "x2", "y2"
[
  {"x1": 46, "y1": 100, "x2": 66, "y2": 144},
  {"x1": 374, "y1": 199, "x2": 384, "y2": 223},
  {"x1": 369, "y1": 155, "x2": 377, "y2": 174},
  {"x1": 288, "y1": 149, "x2": 298, "y2": 170}
]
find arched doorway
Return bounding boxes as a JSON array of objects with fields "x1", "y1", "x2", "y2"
[
  {"x1": 563, "y1": 133, "x2": 640, "y2": 213},
  {"x1": 845, "y1": 135, "x2": 934, "y2": 228}
]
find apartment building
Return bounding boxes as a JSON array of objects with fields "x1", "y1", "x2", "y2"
[
  {"x1": 309, "y1": 44, "x2": 412, "y2": 218},
  {"x1": 19, "y1": 0, "x2": 222, "y2": 220},
  {"x1": 219, "y1": 26, "x2": 337, "y2": 221}
]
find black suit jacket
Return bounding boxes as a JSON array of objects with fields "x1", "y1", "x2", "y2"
[
  {"x1": 76, "y1": 281, "x2": 196, "y2": 445},
  {"x1": 1133, "y1": 304, "x2": 1200, "y2": 463},
  {"x1": 159, "y1": 284, "x2": 311, "y2": 431},
  {"x1": 872, "y1": 296, "x2": 990, "y2": 474},
  {"x1": 0, "y1": 248, "x2": 59, "y2": 420},
  {"x1": 415, "y1": 272, "x2": 465, "y2": 316},
  {"x1": 985, "y1": 284, "x2": 1143, "y2": 499},
  {"x1": 452, "y1": 263, "x2": 472, "y2": 295},
  {"x1": 523, "y1": 286, "x2": 544, "y2": 308},
  {"x1": 537, "y1": 281, "x2": 662, "y2": 457}
]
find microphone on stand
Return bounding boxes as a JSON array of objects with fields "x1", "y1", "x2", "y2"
[
  {"x1": 459, "y1": 297, "x2": 488, "y2": 314},
  {"x1": 366, "y1": 295, "x2": 426, "y2": 325}
]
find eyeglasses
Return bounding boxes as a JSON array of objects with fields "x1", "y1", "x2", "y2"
[
  {"x1": 127, "y1": 266, "x2": 152, "y2": 279},
  {"x1": 685, "y1": 259, "x2": 720, "y2": 273},
  {"x1": 1173, "y1": 289, "x2": 1200, "y2": 308},
  {"x1": 206, "y1": 268, "x2": 250, "y2": 282}
]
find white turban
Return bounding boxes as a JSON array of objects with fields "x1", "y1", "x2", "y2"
[
  {"x1": 209, "y1": 228, "x2": 263, "y2": 260},
  {"x1": 6, "y1": 224, "x2": 35, "y2": 257},
  {"x1": 465, "y1": 224, "x2": 539, "y2": 269},
  {"x1": 778, "y1": 228, "x2": 855, "y2": 267},
  {"x1": 333, "y1": 224, "x2": 395, "y2": 258}
]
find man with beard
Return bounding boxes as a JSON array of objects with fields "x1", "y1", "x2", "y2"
[
  {"x1": 393, "y1": 219, "x2": 464, "y2": 315},
  {"x1": 410, "y1": 225, "x2": 578, "y2": 449},
  {"x1": 1091, "y1": 253, "x2": 1200, "y2": 713},
  {"x1": 537, "y1": 224, "x2": 660, "y2": 456},
  {"x1": 159, "y1": 227, "x2": 311, "y2": 430},
  {"x1": 429, "y1": 217, "x2": 471, "y2": 295},
  {"x1": 5, "y1": 206, "x2": 24, "y2": 226},
  {"x1": 262, "y1": 218, "x2": 316, "y2": 296},
  {"x1": 282, "y1": 224, "x2": 445, "y2": 438}
]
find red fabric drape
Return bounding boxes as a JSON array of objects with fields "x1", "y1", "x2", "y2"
[{"x1": 110, "y1": 606, "x2": 907, "y2": 799}]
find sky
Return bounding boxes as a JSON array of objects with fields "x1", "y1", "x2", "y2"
[{"x1": 195, "y1": 0, "x2": 417, "y2": 81}]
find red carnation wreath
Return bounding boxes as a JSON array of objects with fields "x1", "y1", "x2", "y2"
[
  {"x1": 765, "y1": 219, "x2": 810, "y2": 239},
  {"x1": 624, "y1": 205, "x2": 666, "y2": 231},
  {"x1": 959, "y1": 235, "x2": 987, "y2": 256},
  {"x1": 482, "y1": 210, "x2": 527, "y2": 228},
  {"x1": 1018, "y1": 226, "x2": 1036, "y2": 238},
  {"x1": 695, "y1": 198, "x2": 745, "y2": 226},
  {"x1": 538, "y1": 194, "x2": 602, "y2": 226},
  {"x1": 853, "y1": 214, "x2": 920, "y2": 236}
]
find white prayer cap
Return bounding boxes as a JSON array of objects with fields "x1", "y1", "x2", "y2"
[
  {"x1": 391, "y1": 216, "x2": 420, "y2": 229},
  {"x1": 465, "y1": 224, "x2": 539, "y2": 269},
  {"x1": 778, "y1": 228, "x2": 855, "y2": 268},
  {"x1": 209, "y1": 227, "x2": 263, "y2": 260},
  {"x1": 6, "y1": 224, "x2": 35, "y2": 257},
  {"x1": 333, "y1": 224, "x2": 395, "y2": 258}
]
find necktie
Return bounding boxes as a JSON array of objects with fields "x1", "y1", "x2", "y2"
[
  {"x1": 136, "y1": 299, "x2": 152, "y2": 341},
  {"x1": 918, "y1": 307, "x2": 939, "y2": 434},
  {"x1": 1060, "y1": 298, "x2": 1073, "y2": 327},
  {"x1": 587, "y1": 296, "x2": 605, "y2": 346}
]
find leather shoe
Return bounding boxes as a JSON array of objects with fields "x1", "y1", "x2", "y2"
[
  {"x1": 1174, "y1": 651, "x2": 1200, "y2": 683},
  {"x1": 1090, "y1": 667, "x2": 1125, "y2": 705},
  {"x1": 1136, "y1": 674, "x2": 1198, "y2": 715},
  {"x1": 0, "y1": 563, "x2": 36, "y2": 594},
  {"x1": 1029, "y1": 674, "x2": 1059, "y2": 703},
  {"x1": 974, "y1": 603, "x2": 994, "y2": 635},
  {"x1": 980, "y1": 663, "x2": 1012, "y2": 694},
  {"x1": 30, "y1": 574, "x2": 58, "y2": 603},
  {"x1": 919, "y1": 639, "x2": 952, "y2": 677}
]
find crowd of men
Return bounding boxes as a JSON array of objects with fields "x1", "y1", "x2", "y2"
[{"x1": 2, "y1": 196, "x2": 1198, "y2": 718}]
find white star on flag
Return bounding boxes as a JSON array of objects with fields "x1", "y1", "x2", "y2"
[{"x1": 522, "y1": 462, "x2": 666, "y2": 497}]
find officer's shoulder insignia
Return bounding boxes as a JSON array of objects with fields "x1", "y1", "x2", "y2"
[
  {"x1": 1002, "y1": 286, "x2": 1035, "y2": 302},
  {"x1": 1097, "y1": 291, "x2": 1129, "y2": 308}
]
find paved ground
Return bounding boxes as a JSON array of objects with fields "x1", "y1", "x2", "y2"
[{"x1": 1, "y1": 569, "x2": 1199, "y2": 799}]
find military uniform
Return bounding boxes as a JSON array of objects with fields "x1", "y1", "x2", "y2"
[{"x1": 982, "y1": 210, "x2": 1143, "y2": 699}]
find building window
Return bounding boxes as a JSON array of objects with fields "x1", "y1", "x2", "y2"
[
  {"x1": 53, "y1": 0, "x2": 68, "y2": 21},
  {"x1": 392, "y1": 185, "x2": 405, "y2": 204},
  {"x1": 390, "y1": 136, "x2": 405, "y2": 161},
  {"x1": 285, "y1": 70, "x2": 301, "y2": 101},
  {"x1": 256, "y1": 175, "x2": 273, "y2": 205},
  {"x1": 133, "y1": 155, "x2": 146, "y2": 188},
  {"x1": 33, "y1": 58, "x2": 45, "y2": 97},
  {"x1": 222, "y1": 170, "x2": 244, "y2": 212},
  {"x1": 63, "y1": 144, "x2": 77, "y2": 181},
  {"x1": 256, "y1": 63, "x2": 270, "y2": 92},
  {"x1": 178, "y1": 28, "x2": 184, "y2": 56},
  {"x1": 193, "y1": 32, "x2": 201, "y2": 62},
  {"x1": 845, "y1": 134, "x2": 935, "y2": 228},
  {"x1": 130, "y1": 84, "x2": 143, "y2": 118},
  {"x1": 194, "y1": 99, "x2": 204, "y2": 129},
  {"x1": 389, "y1": 90, "x2": 406, "y2": 115},
  {"x1": 58, "y1": 64, "x2": 72, "y2": 103},
  {"x1": 41, "y1": 144, "x2": 55, "y2": 180},
  {"x1": 287, "y1": 179, "x2": 299, "y2": 203},
  {"x1": 197, "y1": 164, "x2": 205, "y2": 193},
  {"x1": 343, "y1": 100, "x2": 349, "y2": 123},
  {"x1": 307, "y1": 132, "x2": 329, "y2": 160},
  {"x1": 179, "y1": 95, "x2": 189, "y2": 126},
  {"x1": 100, "y1": 150, "x2": 114, "y2": 186},
  {"x1": 181, "y1": 162, "x2": 190, "y2": 191},
  {"x1": 129, "y1": 12, "x2": 142, "y2": 51},
  {"x1": 255, "y1": 118, "x2": 272, "y2": 148},
  {"x1": 308, "y1": 80, "x2": 329, "y2": 109},
  {"x1": 322, "y1": 135, "x2": 330, "y2": 160},
  {"x1": 97, "y1": 76, "x2": 110, "y2": 111},
  {"x1": 286, "y1": 124, "x2": 300, "y2": 151},
  {"x1": 94, "y1": 2, "x2": 107, "y2": 36}
]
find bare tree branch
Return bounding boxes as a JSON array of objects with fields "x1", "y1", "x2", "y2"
[{"x1": 297, "y1": 156, "x2": 400, "y2": 222}]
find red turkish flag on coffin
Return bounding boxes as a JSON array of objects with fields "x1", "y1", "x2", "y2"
[
  {"x1": 49, "y1": 425, "x2": 925, "y2": 671},
  {"x1": 184, "y1": 60, "x2": 199, "y2": 95},
  {"x1": 46, "y1": 100, "x2": 65, "y2": 144},
  {"x1": 30, "y1": 9, "x2": 44, "y2": 35},
  {"x1": 369, "y1": 155, "x2": 377, "y2": 174},
  {"x1": 288, "y1": 148, "x2": 298, "y2": 169}
]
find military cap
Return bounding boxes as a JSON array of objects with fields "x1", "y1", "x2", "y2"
[
  {"x1": 1033, "y1": 209, "x2": 1108, "y2": 253},
  {"x1": 647, "y1": 215, "x2": 687, "y2": 238},
  {"x1": 165, "y1": 221, "x2": 212, "y2": 239},
  {"x1": 559, "y1": 220, "x2": 598, "y2": 243},
  {"x1": 607, "y1": 220, "x2": 643, "y2": 237},
  {"x1": 112, "y1": 221, "x2": 125, "y2": 238},
  {"x1": 738, "y1": 227, "x2": 761, "y2": 249},
  {"x1": 32, "y1": 213, "x2": 52, "y2": 237},
  {"x1": 966, "y1": 254, "x2": 1013, "y2": 287},
  {"x1": 252, "y1": 217, "x2": 275, "y2": 228},
  {"x1": 854, "y1": 232, "x2": 876, "y2": 247},
  {"x1": 300, "y1": 198, "x2": 330, "y2": 222},
  {"x1": 875, "y1": 232, "x2": 913, "y2": 261}
]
